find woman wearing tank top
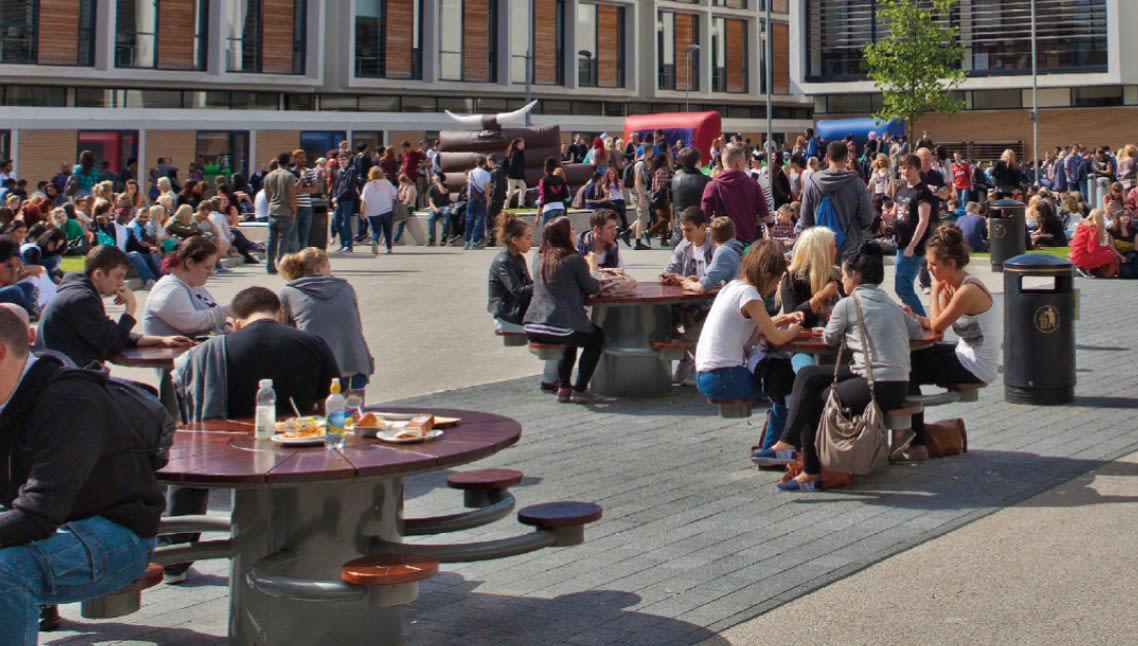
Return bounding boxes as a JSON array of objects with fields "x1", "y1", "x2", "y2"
[{"x1": 903, "y1": 224, "x2": 999, "y2": 463}]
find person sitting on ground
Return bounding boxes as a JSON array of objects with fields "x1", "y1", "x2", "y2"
[
  {"x1": 20, "y1": 224, "x2": 66, "y2": 280},
  {"x1": 164, "y1": 204, "x2": 201, "y2": 241},
  {"x1": 38, "y1": 245, "x2": 191, "y2": 368},
  {"x1": 278, "y1": 248, "x2": 373, "y2": 392},
  {"x1": 757, "y1": 242, "x2": 923, "y2": 491},
  {"x1": 1070, "y1": 208, "x2": 1127, "y2": 278},
  {"x1": 143, "y1": 236, "x2": 231, "y2": 338},
  {"x1": 575, "y1": 208, "x2": 624, "y2": 269},
  {"x1": 695, "y1": 239, "x2": 802, "y2": 419},
  {"x1": 900, "y1": 224, "x2": 999, "y2": 463},
  {"x1": 955, "y1": 201, "x2": 988, "y2": 252},
  {"x1": 0, "y1": 235, "x2": 38, "y2": 316},
  {"x1": 524, "y1": 215, "x2": 604, "y2": 403},
  {"x1": 1030, "y1": 196, "x2": 1068, "y2": 248},
  {"x1": 0, "y1": 306, "x2": 164, "y2": 645},
  {"x1": 679, "y1": 216, "x2": 745, "y2": 294}
]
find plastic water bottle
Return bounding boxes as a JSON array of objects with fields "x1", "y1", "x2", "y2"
[
  {"x1": 324, "y1": 379, "x2": 347, "y2": 450},
  {"x1": 254, "y1": 379, "x2": 276, "y2": 440}
]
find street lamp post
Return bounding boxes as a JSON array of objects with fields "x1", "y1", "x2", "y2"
[
  {"x1": 683, "y1": 43, "x2": 700, "y2": 112},
  {"x1": 1030, "y1": 0, "x2": 1039, "y2": 187}
]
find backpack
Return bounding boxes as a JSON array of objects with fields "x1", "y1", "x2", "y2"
[
  {"x1": 622, "y1": 163, "x2": 636, "y2": 189},
  {"x1": 334, "y1": 167, "x2": 360, "y2": 201},
  {"x1": 815, "y1": 193, "x2": 846, "y2": 249},
  {"x1": 52, "y1": 365, "x2": 176, "y2": 470}
]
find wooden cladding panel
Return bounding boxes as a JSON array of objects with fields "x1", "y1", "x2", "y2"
[
  {"x1": 772, "y1": 22, "x2": 788, "y2": 94},
  {"x1": 596, "y1": 5, "x2": 620, "y2": 87},
  {"x1": 262, "y1": 0, "x2": 296, "y2": 74},
  {"x1": 462, "y1": 0, "x2": 490, "y2": 81},
  {"x1": 157, "y1": 0, "x2": 196, "y2": 69},
  {"x1": 37, "y1": 0, "x2": 79, "y2": 64},
  {"x1": 532, "y1": 0, "x2": 558, "y2": 84},
  {"x1": 386, "y1": 0, "x2": 415, "y2": 79},
  {"x1": 253, "y1": 130, "x2": 300, "y2": 166},
  {"x1": 674, "y1": 13, "x2": 694, "y2": 91},
  {"x1": 772, "y1": 0, "x2": 789, "y2": 13},
  {"x1": 725, "y1": 18, "x2": 745, "y2": 93},
  {"x1": 143, "y1": 130, "x2": 197, "y2": 186},
  {"x1": 17, "y1": 131, "x2": 77, "y2": 188}
]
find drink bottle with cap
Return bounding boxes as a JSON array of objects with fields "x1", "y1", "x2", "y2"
[
  {"x1": 254, "y1": 379, "x2": 276, "y2": 440},
  {"x1": 325, "y1": 379, "x2": 347, "y2": 450}
]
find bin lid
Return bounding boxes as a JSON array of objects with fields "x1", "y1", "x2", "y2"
[
  {"x1": 989, "y1": 198, "x2": 1024, "y2": 207},
  {"x1": 1003, "y1": 253, "x2": 1073, "y2": 273}
]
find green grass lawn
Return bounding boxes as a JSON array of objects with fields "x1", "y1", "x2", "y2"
[
  {"x1": 970, "y1": 247, "x2": 1069, "y2": 259},
  {"x1": 59, "y1": 256, "x2": 84, "y2": 273}
]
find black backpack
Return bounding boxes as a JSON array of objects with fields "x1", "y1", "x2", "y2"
[
  {"x1": 622, "y1": 163, "x2": 636, "y2": 189},
  {"x1": 52, "y1": 366, "x2": 176, "y2": 470}
]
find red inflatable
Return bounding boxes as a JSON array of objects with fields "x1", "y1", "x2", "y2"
[{"x1": 623, "y1": 112, "x2": 722, "y2": 166}]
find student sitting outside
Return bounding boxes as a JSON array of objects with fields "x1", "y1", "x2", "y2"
[
  {"x1": 575, "y1": 209, "x2": 624, "y2": 269},
  {"x1": 676, "y1": 216, "x2": 746, "y2": 294},
  {"x1": 955, "y1": 201, "x2": 988, "y2": 252},
  {"x1": 660, "y1": 207, "x2": 716, "y2": 385},
  {"x1": 1070, "y1": 208, "x2": 1128, "y2": 278}
]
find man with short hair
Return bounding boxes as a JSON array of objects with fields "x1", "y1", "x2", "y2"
[
  {"x1": 797, "y1": 141, "x2": 876, "y2": 255},
  {"x1": 701, "y1": 145, "x2": 769, "y2": 244},
  {"x1": 0, "y1": 306, "x2": 164, "y2": 644},
  {"x1": 662, "y1": 207, "x2": 713, "y2": 281},
  {"x1": 680, "y1": 216, "x2": 745, "y2": 294},
  {"x1": 670, "y1": 147, "x2": 711, "y2": 247},
  {"x1": 262, "y1": 151, "x2": 298, "y2": 274},
  {"x1": 289, "y1": 149, "x2": 317, "y2": 252},
  {"x1": 746, "y1": 150, "x2": 776, "y2": 215},
  {"x1": 464, "y1": 156, "x2": 492, "y2": 250},
  {"x1": 39, "y1": 245, "x2": 191, "y2": 368},
  {"x1": 575, "y1": 209, "x2": 623, "y2": 269},
  {"x1": 893, "y1": 153, "x2": 935, "y2": 316},
  {"x1": 0, "y1": 159, "x2": 15, "y2": 183}
]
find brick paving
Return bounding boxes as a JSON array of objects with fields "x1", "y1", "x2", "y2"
[{"x1": 40, "y1": 270, "x2": 1137, "y2": 645}]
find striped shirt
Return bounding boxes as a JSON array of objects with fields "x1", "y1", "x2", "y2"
[{"x1": 293, "y1": 166, "x2": 316, "y2": 209}]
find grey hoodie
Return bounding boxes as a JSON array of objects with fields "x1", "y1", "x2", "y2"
[
  {"x1": 823, "y1": 284, "x2": 924, "y2": 383},
  {"x1": 797, "y1": 168, "x2": 876, "y2": 254},
  {"x1": 279, "y1": 275, "x2": 374, "y2": 378}
]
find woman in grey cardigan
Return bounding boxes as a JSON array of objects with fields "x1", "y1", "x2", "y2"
[
  {"x1": 278, "y1": 248, "x2": 374, "y2": 390},
  {"x1": 523, "y1": 216, "x2": 604, "y2": 403}
]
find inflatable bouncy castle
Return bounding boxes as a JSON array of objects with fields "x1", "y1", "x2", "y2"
[
  {"x1": 814, "y1": 117, "x2": 905, "y2": 147},
  {"x1": 623, "y1": 112, "x2": 722, "y2": 166}
]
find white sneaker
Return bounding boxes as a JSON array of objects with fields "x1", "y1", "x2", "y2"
[
  {"x1": 672, "y1": 359, "x2": 694, "y2": 386},
  {"x1": 163, "y1": 571, "x2": 187, "y2": 585}
]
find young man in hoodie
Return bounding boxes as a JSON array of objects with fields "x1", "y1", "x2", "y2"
[
  {"x1": 701, "y1": 145, "x2": 769, "y2": 244},
  {"x1": 38, "y1": 245, "x2": 192, "y2": 368},
  {"x1": 796, "y1": 141, "x2": 876, "y2": 256}
]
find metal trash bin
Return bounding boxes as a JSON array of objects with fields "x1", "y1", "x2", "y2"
[
  {"x1": 1003, "y1": 254, "x2": 1076, "y2": 405},
  {"x1": 988, "y1": 198, "x2": 1027, "y2": 272}
]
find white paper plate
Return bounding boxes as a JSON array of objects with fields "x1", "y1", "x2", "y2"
[
  {"x1": 376, "y1": 428, "x2": 444, "y2": 444},
  {"x1": 270, "y1": 434, "x2": 326, "y2": 446}
]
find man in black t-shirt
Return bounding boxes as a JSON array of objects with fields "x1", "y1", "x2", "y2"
[
  {"x1": 893, "y1": 154, "x2": 934, "y2": 317},
  {"x1": 916, "y1": 147, "x2": 949, "y2": 291}
]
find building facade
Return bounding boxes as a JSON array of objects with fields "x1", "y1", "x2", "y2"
[
  {"x1": 0, "y1": 0, "x2": 811, "y2": 184},
  {"x1": 791, "y1": 0, "x2": 1138, "y2": 156}
]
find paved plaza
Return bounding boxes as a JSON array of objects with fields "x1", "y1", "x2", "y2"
[{"x1": 41, "y1": 244, "x2": 1138, "y2": 645}]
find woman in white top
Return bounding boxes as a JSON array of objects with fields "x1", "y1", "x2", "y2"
[
  {"x1": 906, "y1": 224, "x2": 998, "y2": 463},
  {"x1": 359, "y1": 165, "x2": 398, "y2": 255},
  {"x1": 867, "y1": 153, "x2": 891, "y2": 213},
  {"x1": 393, "y1": 173, "x2": 418, "y2": 246},
  {"x1": 695, "y1": 239, "x2": 803, "y2": 404},
  {"x1": 143, "y1": 236, "x2": 231, "y2": 337}
]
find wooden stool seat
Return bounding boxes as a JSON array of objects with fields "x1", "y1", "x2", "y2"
[
  {"x1": 495, "y1": 330, "x2": 527, "y2": 347},
  {"x1": 528, "y1": 342, "x2": 567, "y2": 360},
  {"x1": 651, "y1": 339, "x2": 690, "y2": 361},
  {"x1": 341, "y1": 553, "x2": 439, "y2": 586},
  {"x1": 948, "y1": 383, "x2": 984, "y2": 402},
  {"x1": 447, "y1": 468, "x2": 523, "y2": 490},
  {"x1": 518, "y1": 501, "x2": 603, "y2": 528},
  {"x1": 126, "y1": 562, "x2": 164, "y2": 592},
  {"x1": 885, "y1": 402, "x2": 924, "y2": 430},
  {"x1": 707, "y1": 398, "x2": 756, "y2": 419},
  {"x1": 80, "y1": 563, "x2": 164, "y2": 620}
]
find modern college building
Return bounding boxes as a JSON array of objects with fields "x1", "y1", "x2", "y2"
[
  {"x1": 791, "y1": 0, "x2": 1135, "y2": 156},
  {"x1": 0, "y1": 1, "x2": 811, "y2": 185}
]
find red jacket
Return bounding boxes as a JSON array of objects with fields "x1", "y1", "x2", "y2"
[{"x1": 1069, "y1": 222, "x2": 1116, "y2": 270}]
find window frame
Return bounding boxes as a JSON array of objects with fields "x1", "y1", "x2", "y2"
[{"x1": 354, "y1": 0, "x2": 425, "y2": 80}]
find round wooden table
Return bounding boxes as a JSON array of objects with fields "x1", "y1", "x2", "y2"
[
  {"x1": 777, "y1": 329, "x2": 943, "y2": 364},
  {"x1": 586, "y1": 282, "x2": 715, "y2": 397},
  {"x1": 158, "y1": 408, "x2": 521, "y2": 646},
  {"x1": 109, "y1": 345, "x2": 192, "y2": 415}
]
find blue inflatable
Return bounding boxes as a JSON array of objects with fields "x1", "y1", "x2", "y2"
[{"x1": 815, "y1": 117, "x2": 905, "y2": 146}]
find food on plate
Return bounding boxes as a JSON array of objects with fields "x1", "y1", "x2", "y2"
[
  {"x1": 275, "y1": 416, "x2": 324, "y2": 439},
  {"x1": 392, "y1": 414, "x2": 435, "y2": 439},
  {"x1": 355, "y1": 412, "x2": 385, "y2": 428}
]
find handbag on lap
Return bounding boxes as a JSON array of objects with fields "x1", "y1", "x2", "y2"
[{"x1": 814, "y1": 293, "x2": 889, "y2": 477}]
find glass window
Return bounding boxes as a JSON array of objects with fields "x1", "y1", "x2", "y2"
[
  {"x1": 357, "y1": 95, "x2": 399, "y2": 111},
  {"x1": 231, "y1": 92, "x2": 279, "y2": 109},
  {"x1": 116, "y1": 0, "x2": 208, "y2": 70},
  {"x1": 300, "y1": 131, "x2": 346, "y2": 162},
  {"x1": 196, "y1": 131, "x2": 249, "y2": 177},
  {"x1": 0, "y1": 0, "x2": 96, "y2": 66},
  {"x1": 578, "y1": 2, "x2": 628, "y2": 88},
  {"x1": 1072, "y1": 86, "x2": 1123, "y2": 108},
  {"x1": 285, "y1": 93, "x2": 315, "y2": 110},
  {"x1": 438, "y1": 0, "x2": 499, "y2": 82},
  {"x1": 401, "y1": 95, "x2": 436, "y2": 111},
  {"x1": 76, "y1": 87, "x2": 119, "y2": 108},
  {"x1": 658, "y1": 11, "x2": 700, "y2": 92},
  {"x1": 0, "y1": 131, "x2": 9, "y2": 161},
  {"x1": 970, "y1": 0, "x2": 1106, "y2": 75},
  {"x1": 349, "y1": 131, "x2": 384, "y2": 154},
  {"x1": 712, "y1": 16, "x2": 748, "y2": 93},
  {"x1": 122, "y1": 89, "x2": 182, "y2": 108},
  {"x1": 225, "y1": 0, "x2": 306, "y2": 74},
  {"x1": 76, "y1": 131, "x2": 139, "y2": 176},
  {"x1": 971, "y1": 89, "x2": 1021, "y2": 110},
  {"x1": 4, "y1": 85, "x2": 66, "y2": 106},
  {"x1": 823, "y1": 93, "x2": 876, "y2": 114},
  {"x1": 355, "y1": 0, "x2": 423, "y2": 79},
  {"x1": 712, "y1": 0, "x2": 747, "y2": 7},
  {"x1": 319, "y1": 95, "x2": 359, "y2": 111},
  {"x1": 0, "y1": 1, "x2": 36, "y2": 64}
]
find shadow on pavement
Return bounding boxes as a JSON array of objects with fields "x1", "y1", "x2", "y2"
[{"x1": 1072, "y1": 396, "x2": 1138, "y2": 409}]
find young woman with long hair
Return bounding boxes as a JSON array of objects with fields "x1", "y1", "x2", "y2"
[{"x1": 504, "y1": 137, "x2": 527, "y2": 209}]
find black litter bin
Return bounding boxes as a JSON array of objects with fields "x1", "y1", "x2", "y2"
[
  {"x1": 988, "y1": 199, "x2": 1027, "y2": 272},
  {"x1": 1003, "y1": 253, "x2": 1076, "y2": 405}
]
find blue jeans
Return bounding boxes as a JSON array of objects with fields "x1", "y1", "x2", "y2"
[
  {"x1": 289, "y1": 206, "x2": 313, "y2": 252},
  {"x1": 956, "y1": 188, "x2": 970, "y2": 205},
  {"x1": 427, "y1": 207, "x2": 450, "y2": 244},
  {"x1": 127, "y1": 251, "x2": 158, "y2": 283},
  {"x1": 894, "y1": 251, "x2": 926, "y2": 316},
  {"x1": 265, "y1": 215, "x2": 295, "y2": 272},
  {"x1": 333, "y1": 199, "x2": 356, "y2": 250},
  {"x1": 465, "y1": 200, "x2": 486, "y2": 244},
  {"x1": 367, "y1": 211, "x2": 394, "y2": 251},
  {"x1": 0, "y1": 284, "x2": 33, "y2": 315},
  {"x1": 0, "y1": 516, "x2": 154, "y2": 646},
  {"x1": 696, "y1": 366, "x2": 766, "y2": 400}
]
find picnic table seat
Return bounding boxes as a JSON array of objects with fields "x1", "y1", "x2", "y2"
[
  {"x1": 518, "y1": 501, "x2": 603, "y2": 546},
  {"x1": 528, "y1": 341, "x2": 567, "y2": 360},
  {"x1": 341, "y1": 553, "x2": 439, "y2": 607},
  {"x1": 885, "y1": 402, "x2": 924, "y2": 430},
  {"x1": 495, "y1": 329, "x2": 527, "y2": 347},
  {"x1": 80, "y1": 562, "x2": 163, "y2": 619},
  {"x1": 707, "y1": 398, "x2": 757, "y2": 419},
  {"x1": 447, "y1": 468, "x2": 523, "y2": 508},
  {"x1": 650, "y1": 339, "x2": 691, "y2": 361}
]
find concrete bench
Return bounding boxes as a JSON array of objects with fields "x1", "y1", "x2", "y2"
[
  {"x1": 80, "y1": 562, "x2": 163, "y2": 619},
  {"x1": 528, "y1": 341, "x2": 567, "y2": 360},
  {"x1": 707, "y1": 398, "x2": 757, "y2": 419}
]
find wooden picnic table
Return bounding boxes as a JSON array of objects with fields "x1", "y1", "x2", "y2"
[
  {"x1": 585, "y1": 282, "x2": 716, "y2": 397},
  {"x1": 109, "y1": 345, "x2": 193, "y2": 416},
  {"x1": 778, "y1": 329, "x2": 943, "y2": 364},
  {"x1": 157, "y1": 408, "x2": 522, "y2": 645}
]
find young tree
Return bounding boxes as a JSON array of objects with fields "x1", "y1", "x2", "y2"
[{"x1": 862, "y1": 0, "x2": 966, "y2": 141}]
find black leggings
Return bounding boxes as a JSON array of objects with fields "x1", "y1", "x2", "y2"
[
  {"x1": 526, "y1": 326, "x2": 605, "y2": 391},
  {"x1": 909, "y1": 343, "x2": 984, "y2": 444},
  {"x1": 781, "y1": 364, "x2": 909, "y2": 474}
]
